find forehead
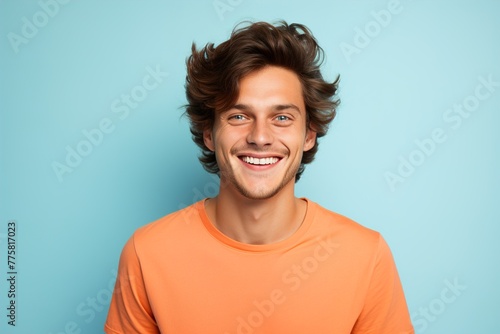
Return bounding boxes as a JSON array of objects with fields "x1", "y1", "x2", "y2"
[{"x1": 235, "y1": 66, "x2": 305, "y2": 109}]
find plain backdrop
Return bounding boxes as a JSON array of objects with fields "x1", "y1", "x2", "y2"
[{"x1": 1, "y1": 0, "x2": 499, "y2": 333}]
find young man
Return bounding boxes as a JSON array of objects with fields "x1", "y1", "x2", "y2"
[{"x1": 105, "y1": 21, "x2": 414, "y2": 333}]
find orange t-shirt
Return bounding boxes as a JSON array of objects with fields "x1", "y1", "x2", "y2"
[{"x1": 105, "y1": 199, "x2": 414, "y2": 333}]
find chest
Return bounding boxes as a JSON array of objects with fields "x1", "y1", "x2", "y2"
[{"x1": 142, "y1": 240, "x2": 372, "y2": 333}]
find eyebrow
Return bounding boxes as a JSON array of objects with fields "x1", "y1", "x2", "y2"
[{"x1": 231, "y1": 103, "x2": 301, "y2": 113}]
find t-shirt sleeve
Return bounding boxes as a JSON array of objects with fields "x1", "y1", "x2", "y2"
[
  {"x1": 104, "y1": 234, "x2": 160, "y2": 334},
  {"x1": 352, "y1": 235, "x2": 415, "y2": 334}
]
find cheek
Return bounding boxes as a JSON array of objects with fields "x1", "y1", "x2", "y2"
[
  {"x1": 281, "y1": 128, "x2": 309, "y2": 148},
  {"x1": 215, "y1": 127, "x2": 245, "y2": 148}
]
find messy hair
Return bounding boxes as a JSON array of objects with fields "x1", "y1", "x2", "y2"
[{"x1": 185, "y1": 21, "x2": 339, "y2": 181}]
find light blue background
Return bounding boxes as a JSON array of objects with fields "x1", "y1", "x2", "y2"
[{"x1": 1, "y1": 0, "x2": 499, "y2": 333}]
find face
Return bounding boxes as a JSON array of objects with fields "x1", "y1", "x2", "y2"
[{"x1": 203, "y1": 66, "x2": 316, "y2": 200}]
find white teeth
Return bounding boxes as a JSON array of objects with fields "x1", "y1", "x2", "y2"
[{"x1": 242, "y1": 156, "x2": 279, "y2": 165}]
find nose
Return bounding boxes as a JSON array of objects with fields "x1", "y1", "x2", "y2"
[{"x1": 246, "y1": 119, "x2": 273, "y2": 147}]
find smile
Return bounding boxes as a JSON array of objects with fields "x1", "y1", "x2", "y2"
[{"x1": 241, "y1": 156, "x2": 280, "y2": 165}]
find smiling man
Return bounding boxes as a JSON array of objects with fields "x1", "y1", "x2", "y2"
[{"x1": 105, "y1": 21, "x2": 414, "y2": 333}]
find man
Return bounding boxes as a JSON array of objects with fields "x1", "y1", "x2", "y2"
[{"x1": 105, "y1": 21, "x2": 414, "y2": 333}]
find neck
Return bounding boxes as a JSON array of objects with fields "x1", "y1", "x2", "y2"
[{"x1": 205, "y1": 180, "x2": 306, "y2": 245}]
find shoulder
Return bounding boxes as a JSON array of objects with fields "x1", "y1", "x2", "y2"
[
  {"x1": 308, "y1": 199, "x2": 380, "y2": 238},
  {"x1": 305, "y1": 200, "x2": 400, "y2": 279},
  {"x1": 306, "y1": 199, "x2": 382, "y2": 251},
  {"x1": 130, "y1": 201, "x2": 204, "y2": 252}
]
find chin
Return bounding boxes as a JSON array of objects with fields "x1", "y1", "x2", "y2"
[
  {"x1": 235, "y1": 180, "x2": 291, "y2": 201},
  {"x1": 239, "y1": 190, "x2": 279, "y2": 201}
]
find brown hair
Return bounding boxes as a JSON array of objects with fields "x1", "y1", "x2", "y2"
[{"x1": 184, "y1": 21, "x2": 339, "y2": 181}]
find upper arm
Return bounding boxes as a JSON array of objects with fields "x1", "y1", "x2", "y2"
[
  {"x1": 104, "y1": 235, "x2": 160, "y2": 334},
  {"x1": 351, "y1": 235, "x2": 414, "y2": 334}
]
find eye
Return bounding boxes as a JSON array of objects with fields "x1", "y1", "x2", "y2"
[
  {"x1": 274, "y1": 115, "x2": 293, "y2": 126},
  {"x1": 276, "y1": 115, "x2": 290, "y2": 122},
  {"x1": 227, "y1": 114, "x2": 249, "y2": 125},
  {"x1": 230, "y1": 114, "x2": 246, "y2": 121}
]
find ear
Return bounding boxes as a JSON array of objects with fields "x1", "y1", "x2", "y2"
[
  {"x1": 203, "y1": 128, "x2": 215, "y2": 151},
  {"x1": 303, "y1": 129, "x2": 317, "y2": 152}
]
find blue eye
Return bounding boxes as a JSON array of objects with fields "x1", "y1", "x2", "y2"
[
  {"x1": 227, "y1": 114, "x2": 249, "y2": 124},
  {"x1": 230, "y1": 114, "x2": 245, "y2": 120},
  {"x1": 276, "y1": 115, "x2": 290, "y2": 121}
]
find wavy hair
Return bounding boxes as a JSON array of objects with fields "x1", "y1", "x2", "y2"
[{"x1": 184, "y1": 21, "x2": 339, "y2": 181}]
